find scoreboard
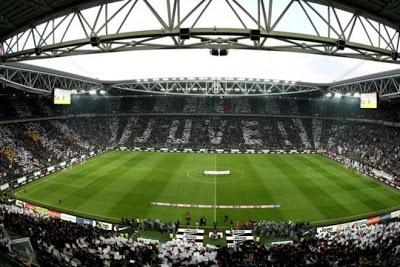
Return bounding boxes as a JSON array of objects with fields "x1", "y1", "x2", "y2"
[
  {"x1": 360, "y1": 92, "x2": 377, "y2": 109},
  {"x1": 53, "y1": 88, "x2": 71, "y2": 105}
]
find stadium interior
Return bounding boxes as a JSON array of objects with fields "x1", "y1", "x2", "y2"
[{"x1": 0, "y1": 0, "x2": 400, "y2": 266}]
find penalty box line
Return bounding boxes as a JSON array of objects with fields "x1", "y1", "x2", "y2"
[{"x1": 150, "y1": 202, "x2": 281, "y2": 209}]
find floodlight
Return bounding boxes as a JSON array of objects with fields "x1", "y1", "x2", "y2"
[
  {"x1": 210, "y1": 48, "x2": 229, "y2": 56},
  {"x1": 250, "y1": 29, "x2": 260, "y2": 41},
  {"x1": 90, "y1": 36, "x2": 100, "y2": 47},
  {"x1": 392, "y1": 52, "x2": 399, "y2": 61},
  {"x1": 210, "y1": 49, "x2": 219, "y2": 56},
  {"x1": 334, "y1": 93, "x2": 342, "y2": 98},
  {"x1": 34, "y1": 47, "x2": 42, "y2": 56},
  {"x1": 89, "y1": 90, "x2": 97, "y2": 95},
  {"x1": 219, "y1": 49, "x2": 228, "y2": 56},
  {"x1": 179, "y1": 28, "x2": 190, "y2": 40},
  {"x1": 336, "y1": 39, "x2": 346, "y2": 50}
]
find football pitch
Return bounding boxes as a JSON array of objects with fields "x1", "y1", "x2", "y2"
[{"x1": 13, "y1": 151, "x2": 400, "y2": 226}]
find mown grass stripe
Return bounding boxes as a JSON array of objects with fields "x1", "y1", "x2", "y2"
[
  {"x1": 295, "y1": 156, "x2": 390, "y2": 212},
  {"x1": 271, "y1": 156, "x2": 353, "y2": 219},
  {"x1": 310, "y1": 155, "x2": 400, "y2": 203},
  {"x1": 58, "y1": 152, "x2": 146, "y2": 210},
  {"x1": 75, "y1": 152, "x2": 155, "y2": 215},
  {"x1": 18, "y1": 152, "x2": 131, "y2": 200},
  {"x1": 241, "y1": 155, "x2": 285, "y2": 219}
]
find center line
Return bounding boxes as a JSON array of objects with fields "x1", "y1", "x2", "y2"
[{"x1": 214, "y1": 154, "x2": 217, "y2": 223}]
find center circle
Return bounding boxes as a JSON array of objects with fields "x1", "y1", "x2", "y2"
[{"x1": 186, "y1": 167, "x2": 245, "y2": 184}]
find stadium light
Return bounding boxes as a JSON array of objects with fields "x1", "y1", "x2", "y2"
[
  {"x1": 90, "y1": 36, "x2": 100, "y2": 47},
  {"x1": 250, "y1": 29, "x2": 260, "y2": 41},
  {"x1": 354, "y1": 92, "x2": 360, "y2": 98},
  {"x1": 89, "y1": 90, "x2": 97, "y2": 95},
  {"x1": 34, "y1": 47, "x2": 42, "y2": 56},
  {"x1": 219, "y1": 49, "x2": 229, "y2": 56},
  {"x1": 210, "y1": 49, "x2": 219, "y2": 56},
  {"x1": 325, "y1": 92, "x2": 333, "y2": 97},
  {"x1": 179, "y1": 28, "x2": 190, "y2": 40},
  {"x1": 336, "y1": 39, "x2": 346, "y2": 50},
  {"x1": 334, "y1": 93, "x2": 342, "y2": 98},
  {"x1": 100, "y1": 90, "x2": 106, "y2": 95}
]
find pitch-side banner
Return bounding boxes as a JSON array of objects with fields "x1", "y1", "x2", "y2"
[
  {"x1": 94, "y1": 221, "x2": 113, "y2": 230},
  {"x1": 0, "y1": 183, "x2": 9, "y2": 191},
  {"x1": 391, "y1": 210, "x2": 400, "y2": 219},
  {"x1": 61, "y1": 213, "x2": 77, "y2": 223}
]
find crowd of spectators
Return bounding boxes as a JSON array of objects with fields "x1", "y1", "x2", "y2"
[
  {"x1": 1, "y1": 202, "x2": 400, "y2": 266},
  {"x1": 253, "y1": 221, "x2": 313, "y2": 241},
  {"x1": 217, "y1": 221, "x2": 400, "y2": 266},
  {"x1": 322, "y1": 121, "x2": 400, "y2": 184},
  {"x1": 158, "y1": 240, "x2": 217, "y2": 266},
  {"x1": 1, "y1": 93, "x2": 399, "y2": 121},
  {"x1": 123, "y1": 116, "x2": 312, "y2": 151},
  {"x1": 0, "y1": 204, "x2": 159, "y2": 266},
  {"x1": 121, "y1": 218, "x2": 179, "y2": 234},
  {"x1": 0, "y1": 117, "x2": 108, "y2": 183}
]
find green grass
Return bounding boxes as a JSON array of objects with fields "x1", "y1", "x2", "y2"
[{"x1": 13, "y1": 151, "x2": 400, "y2": 227}]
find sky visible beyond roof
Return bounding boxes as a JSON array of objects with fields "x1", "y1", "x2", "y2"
[
  {"x1": 18, "y1": 0, "x2": 400, "y2": 83},
  {"x1": 27, "y1": 49, "x2": 400, "y2": 83}
]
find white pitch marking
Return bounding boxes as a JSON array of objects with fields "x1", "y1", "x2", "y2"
[{"x1": 214, "y1": 154, "x2": 217, "y2": 223}]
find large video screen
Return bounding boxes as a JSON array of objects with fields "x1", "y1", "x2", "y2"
[
  {"x1": 53, "y1": 88, "x2": 71, "y2": 105},
  {"x1": 360, "y1": 92, "x2": 377, "y2": 109}
]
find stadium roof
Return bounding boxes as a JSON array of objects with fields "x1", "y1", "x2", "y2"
[
  {"x1": 2, "y1": 0, "x2": 400, "y2": 63},
  {"x1": 1, "y1": 0, "x2": 400, "y2": 98},
  {"x1": 0, "y1": 0, "x2": 119, "y2": 39},
  {"x1": 2, "y1": 0, "x2": 400, "y2": 41},
  {"x1": 309, "y1": 1, "x2": 400, "y2": 29}
]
